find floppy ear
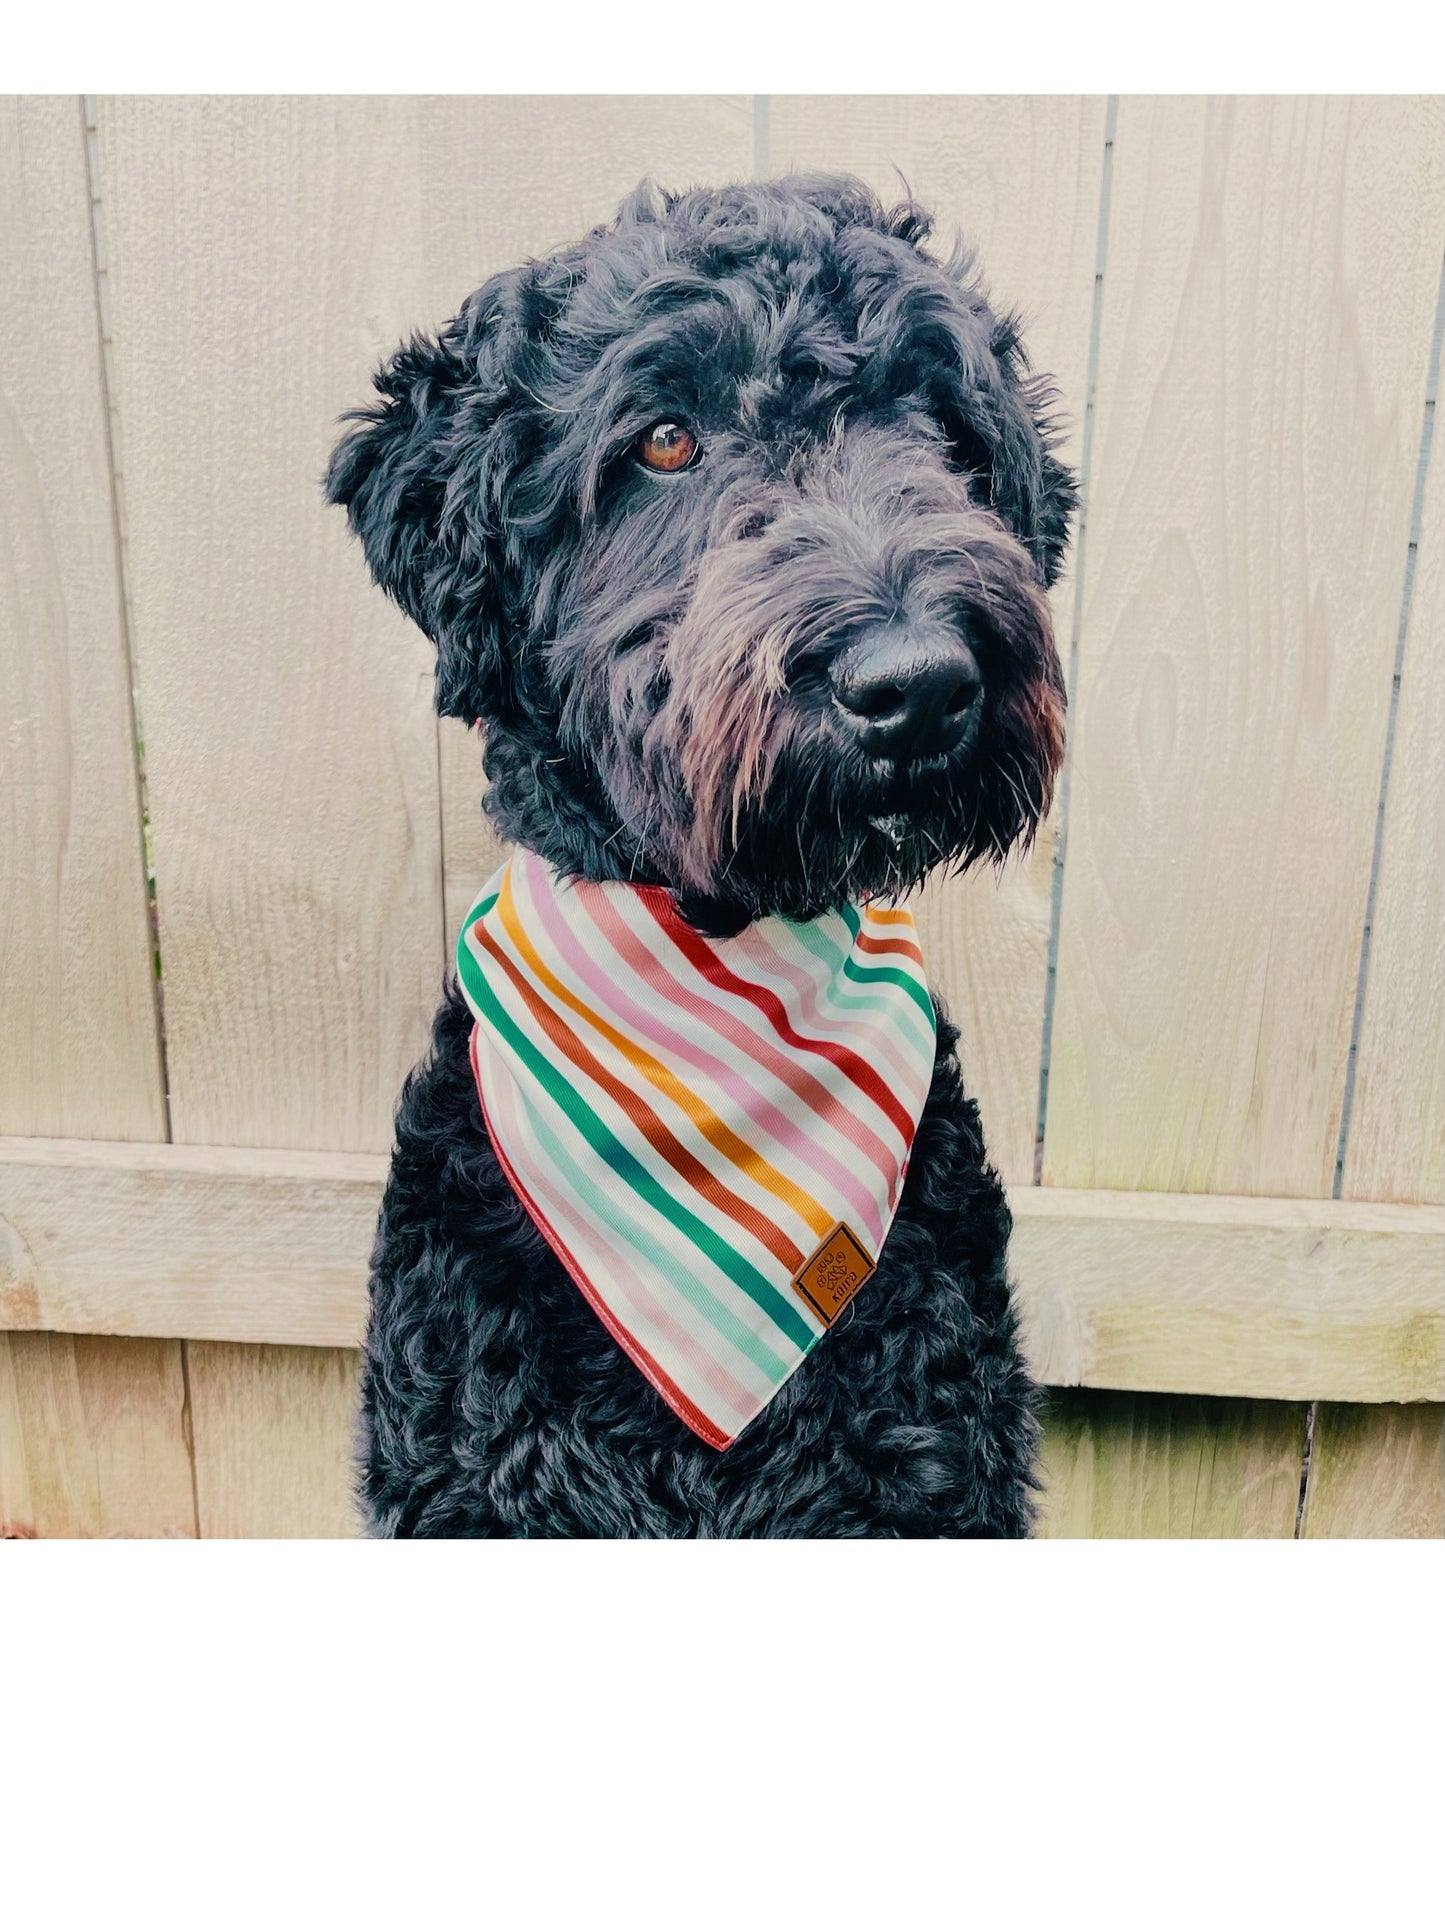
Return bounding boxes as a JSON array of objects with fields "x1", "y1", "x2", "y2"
[
  {"x1": 326, "y1": 268, "x2": 533, "y2": 723},
  {"x1": 930, "y1": 283, "x2": 1078, "y2": 590},
  {"x1": 978, "y1": 316, "x2": 1078, "y2": 591}
]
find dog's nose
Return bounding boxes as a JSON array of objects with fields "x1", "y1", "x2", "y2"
[{"x1": 829, "y1": 626, "x2": 983, "y2": 759}]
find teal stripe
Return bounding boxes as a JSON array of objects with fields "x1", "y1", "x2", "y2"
[
  {"x1": 786, "y1": 913, "x2": 935, "y2": 1042},
  {"x1": 843, "y1": 953, "x2": 937, "y2": 1026},
  {"x1": 457, "y1": 936, "x2": 815, "y2": 1353},
  {"x1": 524, "y1": 1095, "x2": 796, "y2": 1385},
  {"x1": 787, "y1": 905, "x2": 936, "y2": 1034}
]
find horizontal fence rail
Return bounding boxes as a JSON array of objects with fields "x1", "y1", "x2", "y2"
[{"x1": 3, "y1": 1137, "x2": 1440, "y2": 1402}]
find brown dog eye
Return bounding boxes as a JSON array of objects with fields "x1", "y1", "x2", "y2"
[{"x1": 637, "y1": 421, "x2": 699, "y2": 472}]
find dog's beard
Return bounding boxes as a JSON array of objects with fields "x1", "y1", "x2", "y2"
[{"x1": 658, "y1": 693, "x2": 1061, "y2": 927}]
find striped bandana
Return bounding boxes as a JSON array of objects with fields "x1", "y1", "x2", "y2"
[{"x1": 455, "y1": 845, "x2": 936, "y2": 1449}]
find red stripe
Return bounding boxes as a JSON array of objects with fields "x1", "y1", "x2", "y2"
[
  {"x1": 472, "y1": 917, "x2": 806, "y2": 1272},
  {"x1": 470, "y1": 1028, "x2": 733, "y2": 1451},
  {"x1": 855, "y1": 929, "x2": 925, "y2": 962},
  {"x1": 639, "y1": 890, "x2": 917, "y2": 1143}
]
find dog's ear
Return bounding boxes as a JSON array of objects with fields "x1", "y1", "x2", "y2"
[
  {"x1": 932, "y1": 291, "x2": 1078, "y2": 591},
  {"x1": 326, "y1": 267, "x2": 538, "y2": 723},
  {"x1": 977, "y1": 316, "x2": 1077, "y2": 591}
]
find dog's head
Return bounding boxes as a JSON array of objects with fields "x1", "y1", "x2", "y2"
[{"x1": 328, "y1": 176, "x2": 1073, "y2": 928}]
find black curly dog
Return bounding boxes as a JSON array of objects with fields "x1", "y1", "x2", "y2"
[{"x1": 328, "y1": 175, "x2": 1074, "y2": 1536}]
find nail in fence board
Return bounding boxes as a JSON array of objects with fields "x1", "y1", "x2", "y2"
[
  {"x1": 770, "y1": 95, "x2": 1108, "y2": 1183},
  {"x1": 1044, "y1": 95, "x2": 1445, "y2": 1200}
]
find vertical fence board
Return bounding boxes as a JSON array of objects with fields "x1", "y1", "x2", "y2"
[
  {"x1": 0, "y1": 100, "x2": 190, "y2": 1533},
  {"x1": 93, "y1": 97, "x2": 452, "y2": 1154},
  {"x1": 1343, "y1": 436, "x2": 1445, "y2": 1206},
  {"x1": 1037, "y1": 1390, "x2": 1307, "y2": 1538},
  {"x1": 187, "y1": 1341, "x2": 361, "y2": 1538},
  {"x1": 0, "y1": 1334, "x2": 35, "y2": 1534},
  {"x1": 0, "y1": 1332, "x2": 195, "y2": 1537},
  {"x1": 771, "y1": 96, "x2": 1106, "y2": 1181},
  {"x1": 0, "y1": 96, "x2": 165, "y2": 1141},
  {"x1": 1302, "y1": 1403, "x2": 1444, "y2": 1538},
  {"x1": 1044, "y1": 96, "x2": 1445, "y2": 1200}
]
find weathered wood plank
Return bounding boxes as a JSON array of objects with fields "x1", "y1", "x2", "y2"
[
  {"x1": 1302, "y1": 1403, "x2": 1444, "y2": 1539},
  {"x1": 0, "y1": 95, "x2": 164, "y2": 1141},
  {"x1": 92, "y1": 96, "x2": 449, "y2": 1154},
  {"x1": 187, "y1": 1341, "x2": 362, "y2": 1538},
  {"x1": 0, "y1": 1331, "x2": 195, "y2": 1537},
  {"x1": 1014, "y1": 1184, "x2": 1444, "y2": 1402},
  {"x1": 3, "y1": 1137, "x2": 1439, "y2": 1399},
  {"x1": 1044, "y1": 96, "x2": 1445, "y2": 1197},
  {"x1": 1342, "y1": 427, "x2": 1445, "y2": 1205},
  {"x1": 1036, "y1": 1390, "x2": 1308, "y2": 1538},
  {"x1": 0, "y1": 1136, "x2": 383, "y2": 1349},
  {"x1": 771, "y1": 96, "x2": 1107, "y2": 1182}
]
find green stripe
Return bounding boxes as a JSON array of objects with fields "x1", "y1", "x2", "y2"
[
  {"x1": 457, "y1": 938, "x2": 815, "y2": 1353},
  {"x1": 524, "y1": 1097, "x2": 795, "y2": 1385},
  {"x1": 843, "y1": 953, "x2": 937, "y2": 1026},
  {"x1": 458, "y1": 889, "x2": 500, "y2": 954},
  {"x1": 786, "y1": 913, "x2": 935, "y2": 1042}
]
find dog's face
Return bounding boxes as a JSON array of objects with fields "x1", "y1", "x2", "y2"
[{"x1": 329, "y1": 177, "x2": 1073, "y2": 927}]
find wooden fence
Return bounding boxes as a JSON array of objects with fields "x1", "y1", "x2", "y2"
[{"x1": 2, "y1": 94, "x2": 1442, "y2": 1538}]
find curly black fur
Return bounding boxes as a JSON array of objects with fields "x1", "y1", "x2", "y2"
[
  {"x1": 329, "y1": 174, "x2": 1074, "y2": 1536},
  {"x1": 361, "y1": 985, "x2": 1037, "y2": 1537}
]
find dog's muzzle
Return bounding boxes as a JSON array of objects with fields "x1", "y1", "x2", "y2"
[{"x1": 828, "y1": 622, "x2": 983, "y2": 761}]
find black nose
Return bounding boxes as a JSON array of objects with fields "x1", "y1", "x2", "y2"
[{"x1": 829, "y1": 626, "x2": 983, "y2": 759}]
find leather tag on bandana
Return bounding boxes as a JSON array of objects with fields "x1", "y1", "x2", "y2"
[{"x1": 791, "y1": 1223, "x2": 876, "y2": 1326}]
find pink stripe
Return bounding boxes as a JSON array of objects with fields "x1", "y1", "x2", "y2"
[
  {"x1": 570, "y1": 878, "x2": 898, "y2": 1230},
  {"x1": 727, "y1": 917, "x2": 928, "y2": 1096},
  {"x1": 597, "y1": 877, "x2": 907, "y2": 1180},
  {"x1": 520, "y1": 860, "x2": 888, "y2": 1245},
  {"x1": 486, "y1": 1063, "x2": 763, "y2": 1430}
]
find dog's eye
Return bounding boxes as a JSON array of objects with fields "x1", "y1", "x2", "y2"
[{"x1": 636, "y1": 421, "x2": 700, "y2": 473}]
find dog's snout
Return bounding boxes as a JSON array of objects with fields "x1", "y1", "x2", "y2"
[{"x1": 829, "y1": 626, "x2": 982, "y2": 759}]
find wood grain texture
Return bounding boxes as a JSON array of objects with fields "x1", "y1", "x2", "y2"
[
  {"x1": 1045, "y1": 96, "x2": 1445, "y2": 1197},
  {"x1": 1302, "y1": 1402, "x2": 1444, "y2": 1538},
  {"x1": 0, "y1": 95, "x2": 164, "y2": 1140},
  {"x1": 93, "y1": 97, "x2": 447, "y2": 1152},
  {"x1": 187, "y1": 1340, "x2": 361, "y2": 1538},
  {"x1": 1343, "y1": 430, "x2": 1445, "y2": 1204},
  {"x1": 771, "y1": 96, "x2": 1106, "y2": 1180},
  {"x1": 1036, "y1": 1390, "x2": 1307, "y2": 1537},
  {"x1": 4, "y1": 1137, "x2": 1439, "y2": 1399},
  {"x1": 1012, "y1": 1185, "x2": 1444, "y2": 1402},
  {"x1": 0, "y1": 1136, "x2": 381, "y2": 1348},
  {"x1": 0, "y1": 1330, "x2": 195, "y2": 1537}
]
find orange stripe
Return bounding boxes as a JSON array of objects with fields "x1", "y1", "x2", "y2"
[
  {"x1": 496, "y1": 870, "x2": 835, "y2": 1242},
  {"x1": 473, "y1": 917, "x2": 810, "y2": 1272},
  {"x1": 855, "y1": 929, "x2": 925, "y2": 962},
  {"x1": 864, "y1": 905, "x2": 917, "y2": 925}
]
